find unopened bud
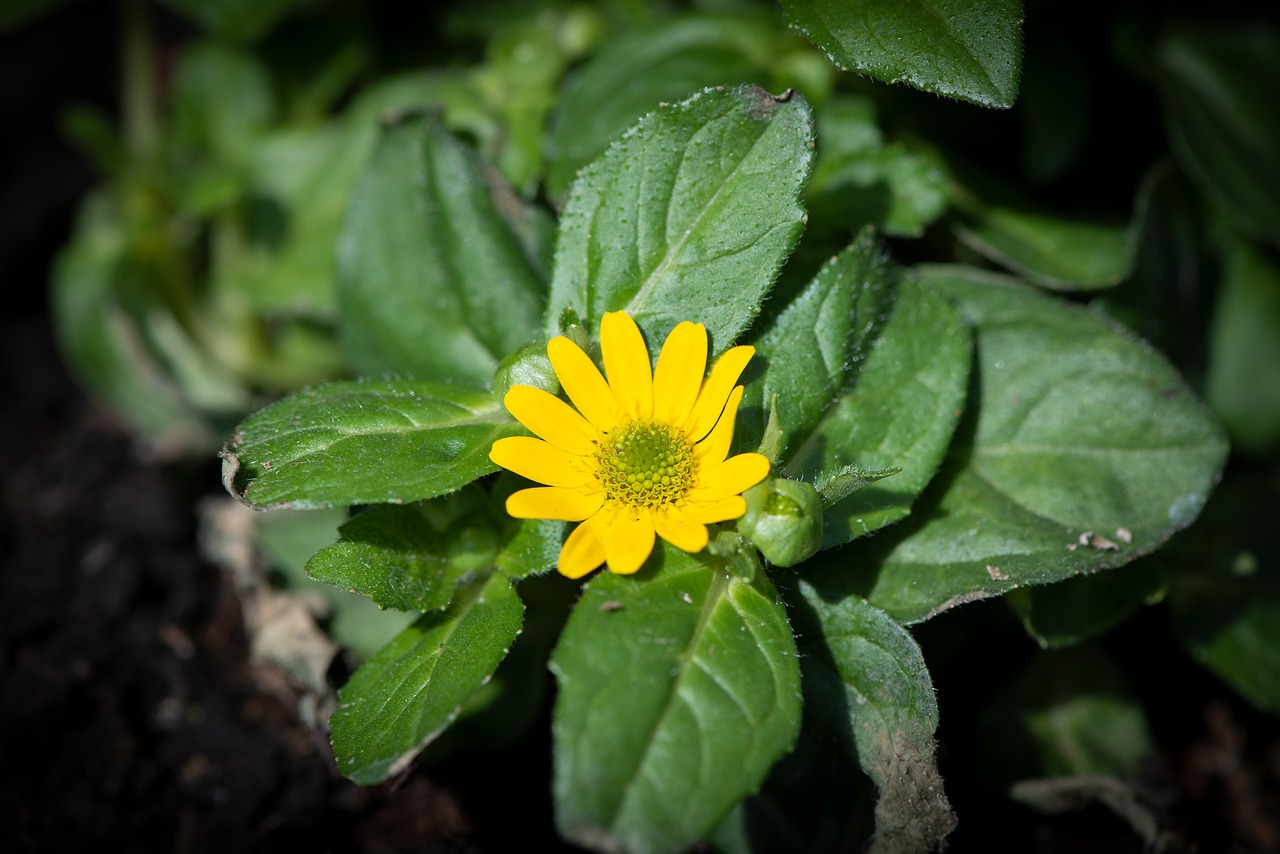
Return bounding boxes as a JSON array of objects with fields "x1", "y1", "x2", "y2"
[{"x1": 739, "y1": 477, "x2": 824, "y2": 567}]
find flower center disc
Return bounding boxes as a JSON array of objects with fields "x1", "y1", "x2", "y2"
[{"x1": 595, "y1": 420, "x2": 697, "y2": 509}]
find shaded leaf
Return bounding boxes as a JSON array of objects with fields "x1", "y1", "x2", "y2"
[
  {"x1": 781, "y1": 0, "x2": 1024, "y2": 108},
  {"x1": 1007, "y1": 561, "x2": 1166, "y2": 650},
  {"x1": 330, "y1": 573, "x2": 524, "y2": 785},
  {"x1": 337, "y1": 113, "x2": 544, "y2": 386},
  {"x1": 789, "y1": 588, "x2": 956, "y2": 852},
  {"x1": 547, "y1": 84, "x2": 813, "y2": 353},
  {"x1": 822, "y1": 265, "x2": 1227, "y2": 624},
  {"x1": 222, "y1": 379, "x2": 519, "y2": 509},
  {"x1": 551, "y1": 546, "x2": 800, "y2": 853}
]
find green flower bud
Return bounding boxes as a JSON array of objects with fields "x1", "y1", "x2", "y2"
[
  {"x1": 739, "y1": 477, "x2": 824, "y2": 567},
  {"x1": 493, "y1": 342, "x2": 559, "y2": 399}
]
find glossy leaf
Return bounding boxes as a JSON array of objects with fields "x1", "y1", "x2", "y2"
[
  {"x1": 771, "y1": 271, "x2": 971, "y2": 546},
  {"x1": 221, "y1": 379, "x2": 519, "y2": 509},
  {"x1": 329, "y1": 573, "x2": 524, "y2": 785},
  {"x1": 551, "y1": 546, "x2": 801, "y2": 853},
  {"x1": 781, "y1": 0, "x2": 1024, "y2": 108},
  {"x1": 337, "y1": 113, "x2": 544, "y2": 386},
  {"x1": 545, "y1": 13, "x2": 777, "y2": 199},
  {"x1": 1153, "y1": 24, "x2": 1280, "y2": 248},
  {"x1": 1205, "y1": 236, "x2": 1280, "y2": 454},
  {"x1": 788, "y1": 588, "x2": 956, "y2": 852},
  {"x1": 306, "y1": 500, "x2": 500, "y2": 613},
  {"x1": 824, "y1": 266, "x2": 1227, "y2": 624},
  {"x1": 547, "y1": 84, "x2": 813, "y2": 353}
]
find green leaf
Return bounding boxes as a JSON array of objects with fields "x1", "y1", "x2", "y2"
[
  {"x1": 780, "y1": 0, "x2": 1024, "y2": 109},
  {"x1": 827, "y1": 265, "x2": 1227, "y2": 624},
  {"x1": 1166, "y1": 475, "x2": 1280, "y2": 715},
  {"x1": 171, "y1": 42, "x2": 275, "y2": 169},
  {"x1": 551, "y1": 546, "x2": 801, "y2": 853},
  {"x1": 306, "y1": 498, "x2": 501, "y2": 613},
  {"x1": 773, "y1": 271, "x2": 972, "y2": 547},
  {"x1": 547, "y1": 84, "x2": 813, "y2": 353},
  {"x1": 160, "y1": 0, "x2": 303, "y2": 41},
  {"x1": 1007, "y1": 561, "x2": 1166, "y2": 650},
  {"x1": 337, "y1": 113, "x2": 544, "y2": 386},
  {"x1": 788, "y1": 588, "x2": 956, "y2": 852},
  {"x1": 951, "y1": 199, "x2": 1133, "y2": 290},
  {"x1": 221, "y1": 379, "x2": 519, "y2": 509},
  {"x1": 1205, "y1": 236, "x2": 1280, "y2": 454},
  {"x1": 546, "y1": 13, "x2": 779, "y2": 199},
  {"x1": 975, "y1": 645, "x2": 1153, "y2": 784},
  {"x1": 330, "y1": 573, "x2": 524, "y2": 785},
  {"x1": 808, "y1": 98, "x2": 952, "y2": 238},
  {"x1": 1152, "y1": 23, "x2": 1280, "y2": 248}
]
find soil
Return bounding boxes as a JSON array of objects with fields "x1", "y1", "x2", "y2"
[{"x1": 3, "y1": 4, "x2": 1279, "y2": 853}]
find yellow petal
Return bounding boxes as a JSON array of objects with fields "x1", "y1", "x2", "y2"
[
  {"x1": 558, "y1": 516, "x2": 606, "y2": 579},
  {"x1": 548, "y1": 337, "x2": 621, "y2": 433},
  {"x1": 681, "y1": 495, "x2": 747, "y2": 524},
  {"x1": 506, "y1": 486, "x2": 604, "y2": 521},
  {"x1": 601, "y1": 311, "x2": 653, "y2": 420},
  {"x1": 695, "y1": 385, "x2": 744, "y2": 464},
  {"x1": 685, "y1": 345, "x2": 754, "y2": 442},
  {"x1": 489, "y1": 436, "x2": 595, "y2": 487},
  {"x1": 603, "y1": 505, "x2": 656, "y2": 575},
  {"x1": 652, "y1": 321, "x2": 707, "y2": 425},
  {"x1": 654, "y1": 505, "x2": 709, "y2": 553},
  {"x1": 690, "y1": 452, "x2": 770, "y2": 501},
  {"x1": 504, "y1": 385, "x2": 599, "y2": 455}
]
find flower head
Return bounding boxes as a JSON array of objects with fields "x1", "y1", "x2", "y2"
[{"x1": 490, "y1": 311, "x2": 770, "y2": 578}]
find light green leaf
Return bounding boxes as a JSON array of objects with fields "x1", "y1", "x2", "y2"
[
  {"x1": 547, "y1": 84, "x2": 813, "y2": 353},
  {"x1": 337, "y1": 113, "x2": 544, "y2": 386},
  {"x1": 788, "y1": 589, "x2": 956, "y2": 852},
  {"x1": 1153, "y1": 24, "x2": 1280, "y2": 248},
  {"x1": 306, "y1": 499, "x2": 500, "y2": 613},
  {"x1": 171, "y1": 42, "x2": 275, "y2": 169},
  {"x1": 952, "y1": 200, "x2": 1133, "y2": 290},
  {"x1": 1007, "y1": 561, "x2": 1166, "y2": 650},
  {"x1": 551, "y1": 546, "x2": 801, "y2": 853},
  {"x1": 221, "y1": 379, "x2": 519, "y2": 509},
  {"x1": 827, "y1": 265, "x2": 1227, "y2": 624},
  {"x1": 546, "y1": 13, "x2": 779, "y2": 199},
  {"x1": 1205, "y1": 236, "x2": 1280, "y2": 454},
  {"x1": 330, "y1": 573, "x2": 524, "y2": 785},
  {"x1": 779, "y1": 273, "x2": 972, "y2": 546},
  {"x1": 780, "y1": 0, "x2": 1024, "y2": 108}
]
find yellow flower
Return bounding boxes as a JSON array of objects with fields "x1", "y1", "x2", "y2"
[{"x1": 490, "y1": 311, "x2": 770, "y2": 578}]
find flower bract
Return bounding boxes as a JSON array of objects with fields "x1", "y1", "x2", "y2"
[{"x1": 490, "y1": 311, "x2": 770, "y2": 578}]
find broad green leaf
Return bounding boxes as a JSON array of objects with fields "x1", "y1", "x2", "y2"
[
  {"x1": 742, "y1": 231, "x2": 893, "y2": 457},
  {"x1": 1152, "y1": 24, "x2": 1280, "y2": 248},
  {"x1": 221, "y1": 379, "x2": 519, "y2": 509},
  {"x1": 781, "y1": 0, "x2": 1024, "y2": 108},
  {"x1": 330, "y1": 573, "x2": 524, "y2": 785},
  {"x1": 306, "y1": 499, "x2": 500, "y2": 613},
  {"x1": 551, "y1": 546, "x2": 801, "y2": 853},
  {"x1": 1205, "y1": 236, "x2": 1280, "y2": 454},
  {"x1": 1007, "y1": 561, "x2": 1166, "y2": 650},
  {"x1": 779, "y1": 273, "x2": 972, "y2": 546},
  {"x1": 808, "y1": 98, "x2": 951, "y2": 238},
  {"x1": 254, "y1": 507, "x2": 416, "y2": 661},
  {"x1": 545, "y1": 13, "x2": 777, "y2": 199},
  {"x1": 337, "y1": 113, "x2": 544, "y2": 386},
  {"x1": 976, "y1": 646, "x2": 1153, "y2": 785},
  {"x1": 1167, "y1": 475, "x2": 1280, "y2": 715},
  {"x1": 547, "y1": 84, "x2": 813, "y2": 352},
  {"x1": 171, "y1": 43, "x2": 274, "y2": 171},
  {"x1": 788, "y1": 588, "x2": 956, "y2": 852},
  {"x1": 826, "y1": 265, "x2": 1227, "y2": 624},
  {"x1": 951, "y1": 199, "x2": 1133, "y2": 290}
]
